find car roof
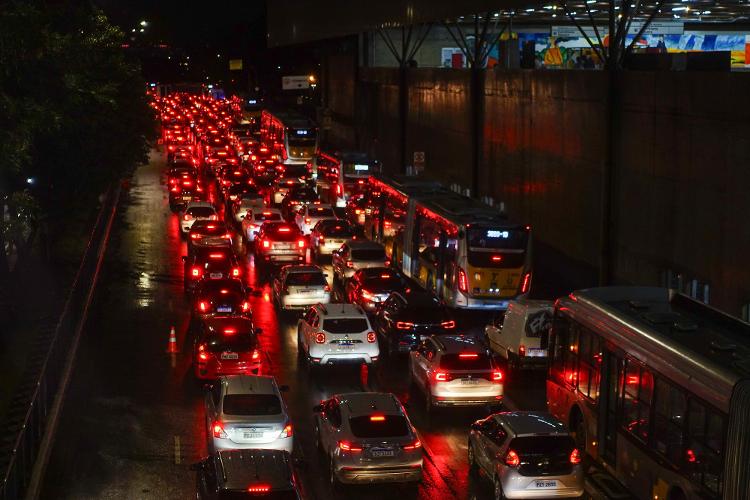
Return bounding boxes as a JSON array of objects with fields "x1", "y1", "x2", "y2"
[
  {"x1": 494, "y1": 411, "x2": 569, "y2": 437},
  {"x1": 337, "y1": 392, "x2": 402, "y2": 416},
  {"x1": 346, "y1": 240, "x2": 384, "y2": 250},
  {"x1": 216, "y1": 449, "x2": 293, "y2": 490},
  {"x1": 283, "y1": 265, "x2": 323, "y2": 275},
  {"x1": 317, "y1": 303, "x2": 366, "y2": 318},
  {"x1": 221, "y1": 374, "x2": 278, "y2": 396}
]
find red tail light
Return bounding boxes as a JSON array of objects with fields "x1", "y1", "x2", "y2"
[
  {"x1": 241, "y1": 301, "x2": 250, "y2": 312},
  {"x1": 183, "y1": 214, "x2": 192, "y2": 221},
  {"x1": 505, "y1": 450, "x2": 520, "y2": 467},
  {"x1": 297, "y1": 239, "x2": 305, "y2": 249},
  {"x1": 361, "y1": 290, "x2": 374, "y2": 301},
  {"x1": 222, "y1": 232, "x2": 232, "y2": 240},
  {"x1": 232, "y1": 267, "x2": 240, "y2": 277},
  {"x1": 262, "y1": 240, "x2": 270, "y2": 248},
  {"x1": 315, "y1": 332, "x2": 326, "y2": 344},
  {"x1": 304, "y1": 217, "x2": 311, "y2": 224},
  {"x1": 197, "y1": 343, "x2": 209, "y2": 361},
  {"x1": 570, "y1": 448, "x2": 582, "y2": 464},
  {"x1": 198, "y1": 301, "x2": 208, "y2": 312},
  {"x1": 251, "y1": 349, "x2": 260, "y2": 361},
  {"x1": 318, "y1": 236, "x2": 325, "y2": 243},
  {"x1": 338, "y1": 441, "x2": 362, "y2": 452},
  {"x1": 345, "y1": 260, "x2": 354, "y2": 268},
  {"x1": 519, "y1": 344, "x2": 526, "y2": 357},
  {"x1": 396, "y1": 321, "x2": 414, "y2": 330},
  {"x1": 402, "y1": 439, "x2": 422, "y2": 451},
  {"x1": 335, "y1": 184, "x2": 342, "y2": 196},
  {"x1": 434, "y1": 371, "x2": 449, "y2": 382},
  {"x1": 492, "y1": 370, "x2": 504, "y2": 382},
  {"x1": 281, "y1": 423, "x2": 293, "y2": 438},
  {"x1": 459, "y1": 353, "x2": 479, "y2": 359},
  {"x1": 213, "y1": 421, "x2": 227, "y2": 438},
  {"x1": 366, "y1": 332, "x2": 376, "y2": 343},
  {"x1": 458, "y1": 268, "x2": 469, "y2": 294},
  {"x1": 324, "y1": 284, "x2": 331, "y2": 292},
  {"x1": 520, "y1": 272, "x2": 532, "y2": 294},
  {"x1": 441, "y1": 320, "x2": 456, "y2": 329},
  {"x1": 191, "y1": 266, "x2": 202, "y2": 278}
]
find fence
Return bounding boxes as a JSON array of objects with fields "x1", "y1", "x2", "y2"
[{"x1": 0, "y1": 185, "x2": 120, "y2": 499}]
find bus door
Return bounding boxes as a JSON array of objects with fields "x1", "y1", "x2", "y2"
[{"x1": 599, "y1": 349, "x2": 625, "y2": 466}]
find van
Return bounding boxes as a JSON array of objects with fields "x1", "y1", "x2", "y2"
[{"x1": 484, "y1": 299, "x2": 553, "y2": 372}]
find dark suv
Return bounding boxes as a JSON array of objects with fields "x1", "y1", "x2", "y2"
[{"x1": 192, "y1": 449, "x2": 303, "y2": 499}]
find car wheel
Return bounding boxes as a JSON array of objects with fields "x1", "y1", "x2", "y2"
[
  {"x1": 329, "y1": 456, "x2": 341, "y2": 494},
  {"x1": 467, "y1": 442, "x2": 478, "y2": 475},
  {"x1": 493, "y1": 475, "x2": 506, "y2": 500}
]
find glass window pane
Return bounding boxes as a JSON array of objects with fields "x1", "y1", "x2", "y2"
[
  {"x1": 706, "y1": 411, "x2": 724, "y2": 454},
  {"x1": 578, "y1": 364, "x2": 591, "y2": 398},
  {"x1": 640, "y1": 369, "x2": 654, "y2": 406},
  {"x1": 625, "y1": 361, "x2": 640, "y2": 398}
]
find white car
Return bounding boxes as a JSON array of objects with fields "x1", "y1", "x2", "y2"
[
  {"x1": 331, "y1": 240, "x2": 388, "y2": 282},
  {"x1": 272, "y1": 177, "x2": 303, "y2": 205},
  {"x1": 232, "y1": 194, "x2": 266, "y2": 224},
  {"x1": 294, "y1": 204, "x2": 337, "y2": 235},
  {"x1": 205, "y1": 375, "x2": 293, "y2": 454},
  {"x1": 297, "y1": 303, "x2": 379, "y2": 369},
  {"x1": 180, "y1": 201, "x2": 217, "y2": 235},
  {"x1": 241, "y1": 208, "x2": 283, "y2": 243},
  {"x1": 273, "y1": 265, "x2": 331, "y2": 311},
  {"x1": 310, "y1": 219, "x2": 357, "y2": 259}
]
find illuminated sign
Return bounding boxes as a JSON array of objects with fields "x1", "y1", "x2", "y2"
[{"x1": 354, "y1": 164, "x2": 369, "y2": 171}]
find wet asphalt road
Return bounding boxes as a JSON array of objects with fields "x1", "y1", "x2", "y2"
[{"x1": 41, "y1": 150, "x2": 547, "y2": 499}]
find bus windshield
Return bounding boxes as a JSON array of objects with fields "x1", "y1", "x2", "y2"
[
  {"x1": 288, "y1": 129, "x2": 316, "y2": 148},
  {"x1": 466, "y1": 228, "x2": 528, "y2": 268}
]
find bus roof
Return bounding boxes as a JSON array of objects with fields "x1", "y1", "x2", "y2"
[
  {"x1": 263, "y1": 109, "x2": 316, "y2": 129},
  {"x1": 562, "y1": 286, "x2": 750, "y2": 412},
  {"x1": 370, "y1": 174, "x2": 445, "y2": 199},
  {"x1": 416, "y1": 191, "x2": 519, "y2": 229}
]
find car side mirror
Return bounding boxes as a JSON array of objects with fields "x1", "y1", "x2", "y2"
[
  {"x1": 189, "y1": 461, "x2": 204, "y2": 471},
  {"x1": 312, "y1": 404, "x2": 323, "y2": 413},
  {"x1": 279, "y1": 385, "x2": 290, "y2": 392}
]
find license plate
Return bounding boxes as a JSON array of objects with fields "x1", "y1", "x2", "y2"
[
  {"x1": 299, "y1": 289, "x2": 315, "y2": 294},
  {"x1": 534, "y1": 480, "x2": 557, "y2": 488},
  {"x1": 221, "y1": 352, "x2": 238, "y2": 360},
  {"x1": 337, "y1": 344, "x2": 354, "y2": 350},
  {"x1": 210, "y1": 273, "x2": 223, "y2": 279},
  {"x1": 243, "y1": 432, "x2": 263, "y2": 439},
  {"x1": 217, "y1": 306, "x2": 232, "y2": 313},
  {"x1": 527, "y1": 348, "x2": 547, "y2": 357},
  {"x1": 460, "y1": 378, "x2": 480, "y2": 385},
  {"x1": 181, "y1": 196, "x2": 192, "y2": 201},
  {"x1": 371, "y1": 449, "x2": 395, "y2": 458},
  {"x1": 275, "y1": 243, "x2": 292, "y2": 250}
]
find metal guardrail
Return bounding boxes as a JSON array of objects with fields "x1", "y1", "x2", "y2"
[{"x1": 0, "y1": 185, "x2": 121, "y2": 500}]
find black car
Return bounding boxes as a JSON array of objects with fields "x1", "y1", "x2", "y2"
[
  {"x1": 192, "y1": 449, "x2": 303, "y2": 499},
  {"x1": 373, "y1": 288, "x2": 456, "y2": 355},
  {"x1": 192, "y1": 278, "x2": 250, "y2": 317},
  {"x1": 183, "y1": 246, "x2": 242, "y2": 293}
]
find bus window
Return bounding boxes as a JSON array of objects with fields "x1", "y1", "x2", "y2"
[
  {"x1": 575, "y1": 326, "x2": 602, "y2": 401},
  {"x1": 654, "y1": 378, "x2": 687, "y2": 465},
  {"x1": 466, "y1": 227, "x2": 528, "y2": 268},
  {"x1": 622, "y1": 360, "x2": 653, "y2": 443},
  {"x1": 687, "y1": 400, "x2": 725, "y2": 496}
]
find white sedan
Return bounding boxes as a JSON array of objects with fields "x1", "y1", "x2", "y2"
[
  {"x1": 232, "y1": 194, "x2": 265, "y2": 224},
  {"x1": 294, "y1": 204, "x2": 337, "y2": 235},
  {"x1": 180, "y1": 201, "x2": 217, "y2": 235},
  {"x1": 241, "y1": 208, "x2": 283, "y2": 243}
]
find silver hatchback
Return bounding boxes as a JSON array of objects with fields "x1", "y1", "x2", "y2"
[
  {"x1": 468, "y1": 411, "x2": 584, "y2": 499},
  {"x1": 313, "y1": 392, "x2": 422, "y2": 489}
]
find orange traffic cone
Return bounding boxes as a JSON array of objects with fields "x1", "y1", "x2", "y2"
[{"x1": 166, "y1": 326, "x2": 179, "y2": 353}]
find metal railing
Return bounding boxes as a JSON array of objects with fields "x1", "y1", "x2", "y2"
[{"x1": 0, "y1": 185, "x2": 121, "y2": 500}]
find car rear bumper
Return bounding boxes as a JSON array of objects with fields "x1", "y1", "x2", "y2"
[
  {"x1": 312, "y1": 353, "x2": 377, "y2": 365},
  {"x1": 212, "y1": 436, "x2": 293, "y2": 454},
  {"x1": 280, "y1": 294, "x2": 330, "y2": 309},
  {"x1": 501, "y1": 471, "x2": 584, "y2": 500},
  {"x1": 432, "y1": 393, "x2": 503, "y2": 407},
  {"x1": 258, "y1": 252, "x2": 305, "y2": 263},
  {"x1": 336, "y1": 464, "x2": 422, "y2": 484},
  {"x1": 195, "y1": 363, "x2": 261, "y2": 379}
]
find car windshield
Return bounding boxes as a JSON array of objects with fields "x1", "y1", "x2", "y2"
[
  {"x1": 285, "y1": 272, "x2": 327, "y2": 287},
  {"x1": 219, "y1": 490, "x2": 298, "y2": 500},
  {"x1": 351, "y1": 248, "x2": 385, "y2": 261},
  {"x1": 222, "y1": 394, "x2": 281, "y2": 416},
  {"x1": 187, "y1": 207, "x2": 215, "y2": 217},
  {"x1": 439, "y1": 353, "x2": 492, "y2": 371},
  {"x1": 204, "y1": 334, "x2": 257, "y2": 353},
  {"x1": 349, "y1": 415, "x2": 408, "y2": 438},
  {"x1": 323, "y1": 318, "x2": 368, "y2": 333}
]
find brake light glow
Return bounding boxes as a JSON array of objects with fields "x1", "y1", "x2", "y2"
[
  {"x1": 369, "y1": 415, "x2": 385, "y2": 422},
  {"x1": 441, "y1": 320, "x2": 456, "y2": 329},
  {"x1": 281, "y1": 423, "x2": 293, "y2": 438},
  {"x1": 191, "y1": 267, "x2": 202, "y2": 277},
  {"x1": 297, "y1": 239, "x2": 305, "y2": 249},
  {"x1": 251, "y1": 349, "x2": 260, "y2": 361},
  {"x1": 232, "y1": 267, "x2": 240, "y2": 277},
  {"x1": 338, "y1": 441, "x2": 362, "y2": 452},
  {"x1": 492, "y1": 370, "x2": 504, "y2": 382},
  {"x1": 396, "y1": 321, "x2": 414, "y2": 330},
  {"x1": 458, "y1": 268, "x2": 469, "y2": 293},
  {"x1": 315, "y1": 332, "x2": 326, "y2": 344},
  {"x1": 262, "y1": 240, "x2": 270, "y2": 248},
  {"x1": 223, "y1": 327, "x2": 236, "y2": 335},
  {"x1": 213, "y1": 421, "x2": 227, "y2": 438},
  {"x1": 519, "y1": 344, "x2": 526, "y2": 357},
  {"x1": 402, "y1": 439, "x2": 422, "y2": 451},
  {"x1": 278, "y1": 227, "x2": 291, "y2": 233},
  {"x1": 434, "y1": 371, "x2": 448, "y2": 382},
  {"x1": 366, "y1": 332, "x2": 376, "y2": 343},
  {"x1": 459, "y1": 353, "x2": 479, "y2": 359},
  {"x1": 345, "y1": 260, "x2": 354, "y2": 268},
  {"x1": 183, "y1": 214, "x2": 192, "y2": 221},
  {"x1": 198, "y1": 301, "x2": 208, "y2": 312},
  {"x1": 209, "y1": 253, "x2": 225, "y2": 259},
  {"x1": 505, "y1": 450, "x2": 520, "y2": 467},
  {"x1": 570, "y1": 448, "x2": 582, "y2": 464},
  {"x1": 247, "y1": 484, "x2": 270, "y2": 493},
  {"x1": 520, "y1": 272, "x2": 532, "y2": 294},
  {"x1": 492, "y1": 255, "x2": 503, "y2": 262},
  {"x1": 241, "y1": 301, "x2": 250, "y2": 312},
  {"x1": 361, "y1": 290, "x2": 374, "y2": 301},
  {"x1": 305, "y1": 217, "x2": 311, "y2": 224}
]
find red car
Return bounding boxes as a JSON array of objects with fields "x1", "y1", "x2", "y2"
[{"x1": 192, "y1": 316, "x2": 263, "y2": 379}]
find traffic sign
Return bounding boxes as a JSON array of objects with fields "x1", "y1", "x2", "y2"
[{"x1": 282, "y1": 75, "x2": 311, "y2": 90}]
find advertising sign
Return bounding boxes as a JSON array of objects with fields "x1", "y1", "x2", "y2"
[{"x1": 282, "y1": 75, "x2": 310, "y2": 90}]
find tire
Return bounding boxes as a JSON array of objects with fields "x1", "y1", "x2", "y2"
[
  {"x1": 493, "y1": 475, "x2": 506, "y2": 500},
  {"x1": 572, "y1": 413, "x2": 587, "y2": 454},
  {"x1": 329, "y1": 455, "x2": 341, "y2": 494},
  {"x1": 467, "y1": 442, "x2": 478, "y2": 475}
]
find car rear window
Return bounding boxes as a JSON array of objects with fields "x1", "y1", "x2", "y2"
[
  {"x1": 286, "y1": 272, "x2": 327, "y2": 287},
  {"x1": 219, "y1": 490, "x2": 298, "y2": 500},
  {"x1": 222, "y1": 394, "x2": 281, "y2": 416},
  {"x1": 199, "y1": 281, "x2": 244, "y2": 294},
  {"x1": 192, "y1": 222, "x2": 227, "y2": 235},
  {"x1": 264, "y1": 224, "x2": 300, "y2": 241},
  {"x1": 439, "y1": 353, "x2": 492, "y2": 371},
  {"x1": 349, "y1": 415, "x2": 408, "y2": 438},
  {"x1": 321, "y1": 224, "x2": 354, "y2": 237},
  {"x1": 205, "y1": 334, "x2": 257, "y2": 353},
  {"x1": 508, "y1": 436, "x2": 576, "y2": 455},
  {"x1": 254, "y1": 212, "x2": 282, "y2": 222},
  {"x1": 187, "y1": 207, "x2": 215, "y2": 217},
  {"x1": 323, "y1": 318, "x2": 368, "y2": 333},
  {"x1": 362, "y1": 275, "x2": 405, "y2": 292},
  {"x1": 308, "y1": 207, "x2": 334, "y2": 217},
  {"x1": 351, "y1": 248, "x2": 385, "y2": 261}
]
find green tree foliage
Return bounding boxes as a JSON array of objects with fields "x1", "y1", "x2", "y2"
[{"x1": 0, "y1": 1, "x2": 155, "y2": 274}]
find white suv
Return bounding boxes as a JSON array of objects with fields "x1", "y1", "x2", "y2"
[
  {"x1": 409, "y1": 334, "x2": 503, "y2": 415},
  {"x1": 205, "y1": 375, "x2": 293, "y2": 454},
  {"x1": 180, "y1": 201, "x2": 217, "y2": 235},
  {"x1": 297, "y1": 303, "x2": 379, "y2": 369},
  {"x1": 294, "y1": 204, "x2": 337, "y2": 235}
]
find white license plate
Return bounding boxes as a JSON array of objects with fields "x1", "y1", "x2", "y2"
[
  {"x1": 527, "y1": 348, "x2": 547, "y2": 357},
  {"x1": 371, "y1": 449, "x2": 395, "y2": 458},
  {"x1": 460, "y1": 378, "x2": 480, "y2": 385},
  {"x1": 210, "y1": 273, "x2": 223, "y2": 279},
  {"x1": 275, "y1": 244, "x2": 292, "y2": 250},
  {"x1": 243, "y1": 432, "x2": 263, "y2": 439},
  {"x1": 221, "y1": 352, "x2": 238, "y2": 360},
  {"x1": 217, "y1": 306, "x2": 232, "y2": 313},
  {"x1": 337, "y1": 345, "x2": 354, "y2": 350},
  {"x1": 534, "y1": 480, "x2": 557, "y2": 489},
  {"x1": 299, "y1": 289, "x2": 316, "y2": 294},
  {"x1": 181, "y1": 196, "x2": 192, "y2": 201}
]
